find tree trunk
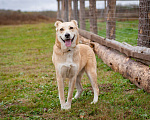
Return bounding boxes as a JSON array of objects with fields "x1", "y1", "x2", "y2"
[
  {"x1": 138, "y1": 0, "x2": 150, "y2": 48},
  {"x1": 73, "y1": 0, "x2": 79, "y2": 23},
  {"x1": 79, "y1": 0, "x2": 86, "y2": 30},
  {"x1": 106, "y1": 0, "x2": 116, "y2": 40},
  {"x1": 89, "y1": 0, "x2": 97, "y2": 34},
  {"x1": 79, "y1": 36, "x2": 150, "y2": 93}
]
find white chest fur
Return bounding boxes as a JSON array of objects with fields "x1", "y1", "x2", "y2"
[
  {"x1": 58, "y1": 51, "x2": 78, "y2": 78},
  {"x1": 65, "y1": 51, "x2": 74, "y2": 63}
]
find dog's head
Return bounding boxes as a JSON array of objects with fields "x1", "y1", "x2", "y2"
[{"x1": 54, "y1": 20, "x2": 79, "y2": 50}]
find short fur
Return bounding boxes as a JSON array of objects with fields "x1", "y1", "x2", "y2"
[{"x1": 52, "y1": 20, "x2": 99, "y2": 110}]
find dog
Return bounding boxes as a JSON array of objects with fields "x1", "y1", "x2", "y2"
[{"x1": 52, "y1": 20, "x2": 99, "y2": 110}]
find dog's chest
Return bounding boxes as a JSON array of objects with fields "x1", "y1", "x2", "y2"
[
  {"x1": 65, "y1": 52, "x2": 74, "y2": 63},
  {"x1": 59, "y1": 52, "x2": 78, "y2": 78}
]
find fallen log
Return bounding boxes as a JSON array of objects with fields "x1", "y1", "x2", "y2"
[{"x1": 80, "y1": 36, "x2": 150, "y2": 93}]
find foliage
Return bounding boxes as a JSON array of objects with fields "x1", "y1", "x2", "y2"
[
  {"x1": 0, "y1": 10, "x2": 56, "y2": 25},
  {"x1": 0, "y1": 23, "x2": 150, "y2": 119}
]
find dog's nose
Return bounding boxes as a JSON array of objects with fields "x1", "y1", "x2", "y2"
[{"x1": 65, "y1": 33, "x2": 70, "y2": 38}]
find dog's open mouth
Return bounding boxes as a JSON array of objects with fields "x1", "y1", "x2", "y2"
[{"x1": 60, "y1": 35, "x2": 75, "y2": 47}]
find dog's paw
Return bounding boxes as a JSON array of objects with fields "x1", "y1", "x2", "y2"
[
  {"x1": 91, "y1": 100, "x2": 98, "y2": 104},
  {"x1": 61, "y1": 103, "x2": 71, "y2": 110},
  {"x1": 73, "y1": 91, "x2": 83, "y2": 99}
]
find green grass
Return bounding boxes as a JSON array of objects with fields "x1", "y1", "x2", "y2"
[
  {"x1": 86, "y1": 20, "x2": 138, "y2": 46},
  {"x1": 0, "y1": 23, "x2": 150, "y2": 119}
]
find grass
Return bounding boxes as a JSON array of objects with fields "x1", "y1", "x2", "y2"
[
  {"x1": 86, "y1": 20, "x2": 138, "y2": 46},
  {"x1": 0, "y1": 22, "x2": 150, "y2": 119}
]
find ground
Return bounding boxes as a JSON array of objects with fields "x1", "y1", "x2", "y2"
[{"x1": 0, "y1": 22, "x2": 150, "y2": 119}]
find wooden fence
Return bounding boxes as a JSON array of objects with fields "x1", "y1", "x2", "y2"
[
  {"x1": 56, "y1": 0, "x2": 150, "y2": 65},
  {"x1": 56, "y1": 0, "x2": 150, "y2": 92}
]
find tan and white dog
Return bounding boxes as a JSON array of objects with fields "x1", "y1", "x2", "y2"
[{"x1": 52, "y1": 20, "x2": 99, "y2": 110}]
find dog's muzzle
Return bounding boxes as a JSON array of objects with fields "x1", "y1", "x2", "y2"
[{"x1": 60, "y1": 35, "x2": 75, "y2": 47}]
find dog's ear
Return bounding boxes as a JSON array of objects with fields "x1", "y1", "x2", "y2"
[
  {"x1": 71, "y1": 20, "x2": 78, "y2": 28},
  {"x1": 54, "y1": 21, "x2": 62, "y2": 28}
]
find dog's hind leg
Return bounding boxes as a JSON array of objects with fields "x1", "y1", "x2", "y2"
[
  {"x1": 73, "y1": 69, "x2": 84, "y2": 99},
  {"x1": 85, "y1": 65, "x2": 99, "y2": 104}
]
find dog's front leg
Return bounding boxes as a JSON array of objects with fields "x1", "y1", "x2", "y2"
[
  {"x1": 65, "y1": 76, "x2": 76, "y2": 109},
  {"x1": 56, "y1": 74, "x2": 66, "y2": 109}
]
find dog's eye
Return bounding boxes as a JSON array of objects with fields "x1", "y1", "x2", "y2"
[
  {"x1": 70, "y1": 27, "x2": 73, "y2": 29},
  {"x1": 60, "y1": 28, "x2": 64, "y2": 31}
]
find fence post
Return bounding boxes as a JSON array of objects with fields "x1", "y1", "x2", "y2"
[
  {"x1": 106, "y1": 0, "x2": 116, "y2": 40},
  {"x1": 61, "y1": 0, "x2": 65, "y2": 21},
  {"x1": 89, "y1": 0, "x2": 97, "y2": 34},
  {"x1": 73, "y1": 0, "x2": 79, "y2": 23},
  {"x1": 104, "y1": 0, "x2": 107, "y2": 20},
  {"x1": 138, "y1": 0, "x2": 150, "y2": 48},
  {"x1": 64, "y1": 0, "x2": 69, "y2": 22},
  {"x1": 79, "y1": 0, "x2": 86, "y2": 30},
  {"x1": 57, "y1": 0, "x2": 61, "y2": 19},
  {"x1": 68, "y1": 0, "x2": 72, "y2": 21}
]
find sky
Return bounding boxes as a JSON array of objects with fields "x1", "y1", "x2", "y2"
[
  {"x1": 0, "y1": 0, "x2": 58, "y2": 11},
  {"x1": 0, "y1": 0, "x2": 139, "y2": 12}
]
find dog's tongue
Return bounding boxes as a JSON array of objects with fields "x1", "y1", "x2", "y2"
[{"x1": 65, "y1": 40, "x2": 71, "y2": 47}]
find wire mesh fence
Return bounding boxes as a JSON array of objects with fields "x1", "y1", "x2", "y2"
[
  {"x1": 57, "y1": 0, "x2": 150, "y2": 47},
  {"x1": 81, "y1": 0, "x2": 139, "y2": 46}
]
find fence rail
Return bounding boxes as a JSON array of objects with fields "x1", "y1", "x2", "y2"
[{"x1": 79, "y1": 29, "x2": 150, "y2": 65}]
